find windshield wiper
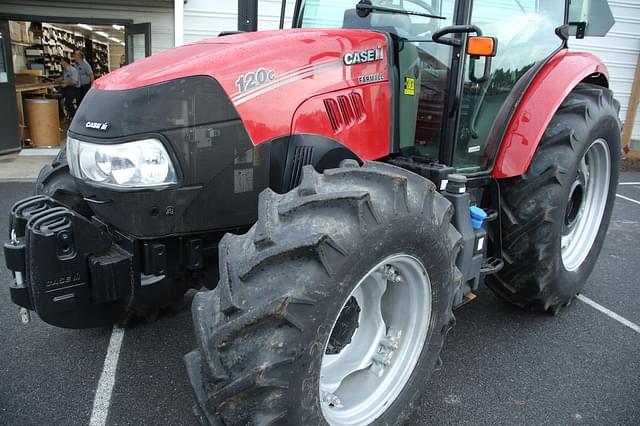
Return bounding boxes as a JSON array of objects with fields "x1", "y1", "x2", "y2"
[{"x1": 356, "y1": 0, "x2": 446, "y2": 20}]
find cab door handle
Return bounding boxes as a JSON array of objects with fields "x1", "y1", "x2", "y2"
[
  {"x1": 432, "y1": 25, "x2": 494, "y2": 83},
  {"x1": 432, "y1": 24, "x2": 483, "y2": 47}
]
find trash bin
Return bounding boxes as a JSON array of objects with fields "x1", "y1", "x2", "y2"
[
  {"x1": 46, "y1": 93, "x2": 65, "y2": 121},
  {"x1": 24, "y1": 98, "x2": 60, "y2": 147}
]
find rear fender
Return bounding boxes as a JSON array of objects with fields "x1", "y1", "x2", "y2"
[{"x1": 491, "y1": 50, "x2": 609, "y2": 178}]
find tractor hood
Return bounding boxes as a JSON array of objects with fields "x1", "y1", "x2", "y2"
[
  {"x1": 67, "y1": 29, "x2": 390, "y2": 238},
  {"x1": 86, "y1": 29, "x2": 389, "y2": 145}
]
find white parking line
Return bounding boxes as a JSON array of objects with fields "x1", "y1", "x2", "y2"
[
  {"x1": 90, "y1": 326, "x2": 125, "y2": 426},
  {"x1": 618, "y1": 182, "x2": 640, "y2": 185},
  {"x1": 616, "y1": 194, "x2": 640, "y2": 206},
  {"x1": 577, "y1": 295, "x2": 640, "y2": 335}
]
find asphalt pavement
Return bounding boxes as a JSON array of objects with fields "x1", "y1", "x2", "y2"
[{"x1": 0, "y1": 174, "x2": 639, "y2": 425}]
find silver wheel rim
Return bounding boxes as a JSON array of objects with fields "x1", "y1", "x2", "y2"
[
  {"x1": 561, "y1": 138, "x2": 611, "y2": 271},
  {"x1": 319, "y1": 254, "x2": 431, "y2": 425}
]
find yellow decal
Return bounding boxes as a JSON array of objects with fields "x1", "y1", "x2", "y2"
[{"x1": 404, "y1": 77, "x2": 415, "y2": 96}]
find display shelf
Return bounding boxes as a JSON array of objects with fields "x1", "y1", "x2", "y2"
[{"x1": 24, "y1": 23, "x2": 111, "y2": 78}]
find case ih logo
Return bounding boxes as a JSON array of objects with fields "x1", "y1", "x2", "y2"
[
  {"x1": 85, "y1": 121, "x2": 110, "y2": 131},
  {"x1": 343, "y1": 47, "x2": 384, "y2": 66}
]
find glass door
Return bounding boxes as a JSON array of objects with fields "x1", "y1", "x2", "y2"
[
  {"x1": 0, "y1": 20, "x2": 21, "y2": 154},
  {"x1": 125, "y1": 23, "x2": 151, "y2": 64}
]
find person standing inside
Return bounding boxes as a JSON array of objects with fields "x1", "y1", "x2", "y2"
[
  {"x1": 73, "y1": 50, "x2": 94, "y2": 102},
  {"x1": 59, "y1": 57, "x2": 80, "y2": 119}
]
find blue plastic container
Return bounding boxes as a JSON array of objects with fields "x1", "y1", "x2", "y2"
[{"x1": 469, "y1": 206, "x2": 487, "y2": 230}]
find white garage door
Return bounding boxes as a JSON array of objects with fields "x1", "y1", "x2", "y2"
[
  {"x1": 570, "y1": 0, "x2": 640, "y2": 139},
  {"x1": 183, "y1": 0, "x2": 296, "y2": 44}
]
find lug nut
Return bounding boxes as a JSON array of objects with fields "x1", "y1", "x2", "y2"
[
  {"x1": 19, "y1": 307, "x2": 30, "y2": 324},
  {"x1": 373, "y1": 352, "x2": 392, "y2": 366},
  {"x1": 380, "y1": 336, "x2": 399, "y2": 351},
  {"x1": 321, "y1": 391, "x2": 343, "y2": 408},
  {"x1": 383, "y1": 265, "x2": 402, "y2": 283}
]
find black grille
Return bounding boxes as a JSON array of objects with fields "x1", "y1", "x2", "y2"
[{"x1": 288, "y1": 145, "x2": 314, "y2": 191}]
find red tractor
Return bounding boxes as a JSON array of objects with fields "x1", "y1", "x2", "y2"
[{"x1": 4, "y1": 0, "x2": 620, "y2": 424}]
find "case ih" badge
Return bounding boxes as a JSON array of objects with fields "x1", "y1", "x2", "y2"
[
  {"x1": 343, "y1": 47, "x2": 384, "y2": 66},
  {"x1": 85, "y1": 121, "x2": 110, "y2": 131}
]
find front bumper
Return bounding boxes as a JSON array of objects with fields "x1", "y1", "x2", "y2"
[{"x1": 4, "y1": 196, "x2": 133, "y2": 328}]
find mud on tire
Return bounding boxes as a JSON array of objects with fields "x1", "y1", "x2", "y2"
[
  {"x1": 486, "y1": 83, "x2": 621, "y2": 313},
  {"x1": 185, "y1": 161, "x2": 461, "y2": 425}
]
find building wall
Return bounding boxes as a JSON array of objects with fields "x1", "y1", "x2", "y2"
[
  {"x1": 183, "y1": 0, "x2": 296, "y2": 44},
  {"x1": 0, "y1": 0, "x2": 174, "y2": 55},
  {"x1": 570, "y1": 0, "x2": 640, "y2": 138}
]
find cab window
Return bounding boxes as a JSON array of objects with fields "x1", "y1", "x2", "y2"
[{"x1": 454, "y1": 0, "x2": 566, "y2": 173}]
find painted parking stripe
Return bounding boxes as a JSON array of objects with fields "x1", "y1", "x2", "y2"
[
  {"x1": 90, "y1": 326, "x2": 125, "y2": 426},
  {"x1": 616, "y1": 193, "x2": 640, "y2": 206},
  {"x1": 577, "y1": 295, "x2": 640, "y2": 335}
]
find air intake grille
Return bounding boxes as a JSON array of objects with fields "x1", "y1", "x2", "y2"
[
  {"x1": 288, "y1": 145, "x2": 314, "y2": 191},
  {"x1": 323, "y1": 92, "x2": 366, "y2": 133}
]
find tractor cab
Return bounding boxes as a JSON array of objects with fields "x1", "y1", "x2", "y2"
[{"x1": 297, "y1": 0, "x2": 567, "y2": 173}]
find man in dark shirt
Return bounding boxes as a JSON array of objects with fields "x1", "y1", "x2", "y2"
[{"x1": 59, "y1": 57, "x2": 80, "y2": 119}]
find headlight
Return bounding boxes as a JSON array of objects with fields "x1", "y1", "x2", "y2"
[{"x1": 67, "y1": 136, "x2": 177, "y2": 189}]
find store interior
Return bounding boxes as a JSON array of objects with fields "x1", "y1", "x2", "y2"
[{"x1": 5, "y1": 20, "x2": 128, "y2": 151}]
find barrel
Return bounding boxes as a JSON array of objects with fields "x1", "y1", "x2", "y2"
[{"x1": 24, "y1": 98, "x2": 60, "y2": 147}]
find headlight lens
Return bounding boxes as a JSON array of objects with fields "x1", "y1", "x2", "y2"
[{"x1": 67, "y1": 136, "x2": 177, "y2": 188}]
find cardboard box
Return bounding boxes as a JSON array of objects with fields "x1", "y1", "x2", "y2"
[
  {"x1": 15, "y1": 70, "x2": 42, "y2": 85},
  {"x1": 9, "y1": 21, "x2": 23, "y2": 42},
  {"x1": 20, "y1": 23, "x2": 31, "y2": 44},
  {"x1": 9, "y1": 21, "x2": 31, "y2": 43}
]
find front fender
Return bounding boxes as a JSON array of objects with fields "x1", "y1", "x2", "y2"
[{"x1": 491, "y1": 49, "x2": 609, "y2": 178}]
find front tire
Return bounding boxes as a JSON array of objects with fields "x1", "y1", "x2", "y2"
[
  {"x1": 185, "y1": 161, "x2": 461, "y2": 425},
  {"x1": 487, "y1": 83, "x2": 620, "y2": 312}
]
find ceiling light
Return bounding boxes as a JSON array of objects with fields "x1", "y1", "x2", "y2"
[
  {"x1": 109, "y1": 37, "x2": 121, "y2": 43},
  {"x1": 112, "y1": 24, "x2": 125, "y2": 31},
  {"x1": 77, "y1": 24, "x2": 93, "y2": 31},
  {"x1": 95, "y1": 31, "x2": 109, "y2": 38}
]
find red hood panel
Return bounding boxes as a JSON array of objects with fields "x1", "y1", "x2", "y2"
[{"x1": 94, "y1": 29, "x2": 390, "y2": 148}]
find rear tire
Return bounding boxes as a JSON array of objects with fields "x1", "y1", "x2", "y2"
[
  {"x1": 185, "y1": 161, "x2": 461, "y2": 425},
  {"x1": 486, "y1": 83, "x2": 620, "y2": 312}
]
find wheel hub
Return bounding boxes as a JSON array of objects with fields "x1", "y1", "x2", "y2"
[
  {"x1": 319, "y1": 254, "x2": 431, "y2": 426},
  {"x1": 326, "y1": 297, "x2": 361, "y2": 355},
  {"x1": 564, "y1": 174, "x2": 585, "y2": 231}
]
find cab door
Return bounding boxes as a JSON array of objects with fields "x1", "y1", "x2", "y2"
[
  {"x1": 396, "y1": 0, "x2": 459, "y2": 161},
  {"x1": 451, "y1": 0, "x2": 567, "y2": 173}
]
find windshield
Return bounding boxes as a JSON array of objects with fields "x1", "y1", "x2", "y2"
[{"x1": 297, "y1": 0, "x2": 456, "y2": 36}]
